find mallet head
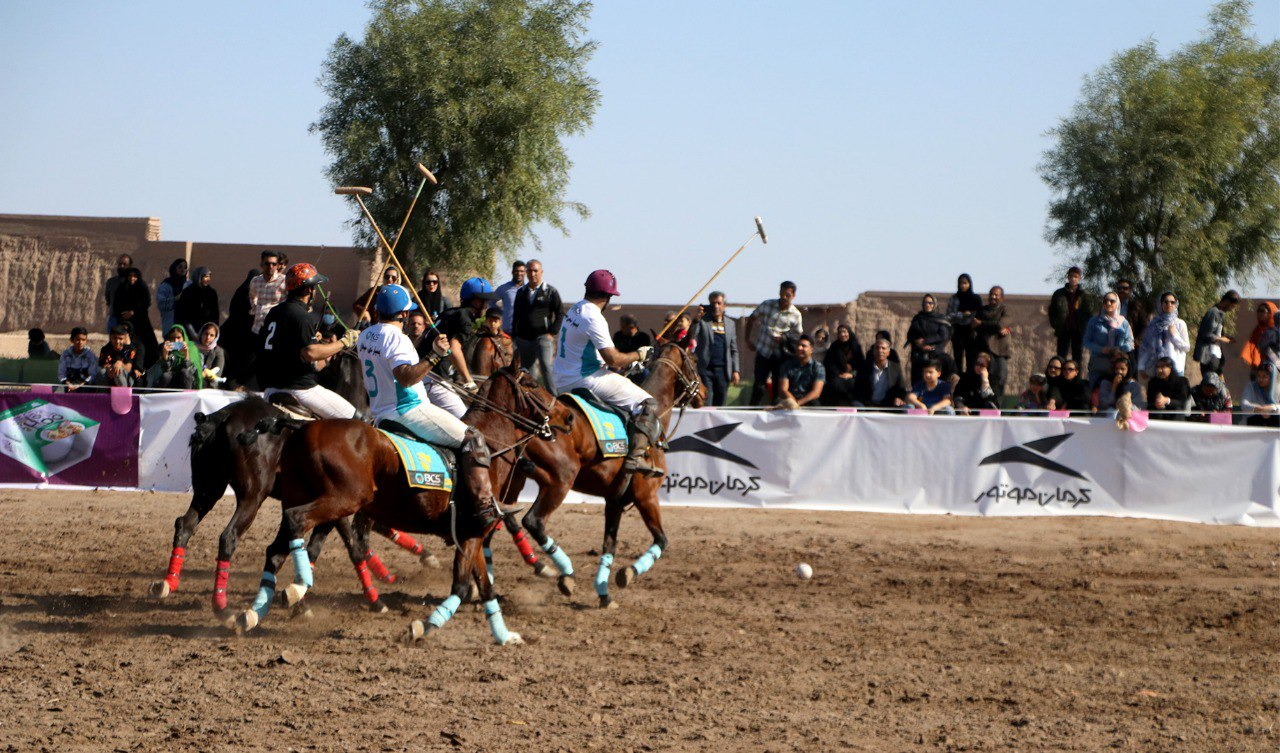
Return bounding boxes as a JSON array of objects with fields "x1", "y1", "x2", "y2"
[
  {"x1": 334, "y1": 186, "x2": 373, "y2": 196},
  {"x1": 755, "y1": 216, "x2": 768, "y2": 244},
  {"x1": 416, "y1": 163, "x2": 438, "y2": 185}
]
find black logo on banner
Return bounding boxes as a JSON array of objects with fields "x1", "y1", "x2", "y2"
[
  {"x1": 665, "y1": 422, "x2": 761, "y2": 498},
  {"x1": 974, "y1": 432, "x2": 1093, "y2": 507}
]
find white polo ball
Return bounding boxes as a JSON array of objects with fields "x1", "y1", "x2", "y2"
[{"x1": 795, "y1": 562, "x2": 813, "y2": 580}]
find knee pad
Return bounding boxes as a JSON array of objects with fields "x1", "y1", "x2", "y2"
[{"x1": 464, "y1": 428, "x2": 491, "y2": 468}]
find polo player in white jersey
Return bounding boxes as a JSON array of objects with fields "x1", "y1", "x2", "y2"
[
  {"x1": 355, "y1": 284, "x2": 511, "y2": 526},
  {"x1": 552, "y1": 270, "x2": 662, "y2": 478}
]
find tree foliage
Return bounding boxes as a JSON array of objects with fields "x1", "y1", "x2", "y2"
[
  {"x1": 312, "y1": 0, "x2": 599, "y2": 281},
  {"x1": 1040, "y1": 0, "x2": 1279, "y2": 314}
]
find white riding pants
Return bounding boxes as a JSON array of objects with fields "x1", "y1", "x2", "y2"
[
  {"x1": 427, "y1": 379, "x2": 467, "y2": 419},
  {"x1": 556, "y1": 371, "x2": 651, "y2": 415},
  {"x1": 264, "y1": 385, "x2": 357, "y2": 420},
  {"x1": 386, "y1": 402, "x2": 468, "y2": 447}
]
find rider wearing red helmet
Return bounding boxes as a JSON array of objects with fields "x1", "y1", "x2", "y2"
[
  {"x1": 257, "y1": 262, "x2": 360, "y2": 418},
  {"x1": 553, "y1": 270, "x2": 662, "y2": 477}
]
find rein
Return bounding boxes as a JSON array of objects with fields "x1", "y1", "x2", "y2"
[{"x1": 650, "y1": 345, "x2": 703, "y2": 443}]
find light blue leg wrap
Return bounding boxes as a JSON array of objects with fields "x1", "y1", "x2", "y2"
[
  {"x1": 484, "y1": 545, "x2": 494, "y2": 584},
  {"x1": 250, "y1": 571, "x2": 277, "y2": 619},
  {"x1": 427, "y1": 594, "x2": 462, "y2": 629},
  {"x1": 289, "y1": 538, "x2": 313, "y2": 588},
  {"x1": 484, "y1": 599, "x2": 511, "y2": 644},
  {"x1": 541, "y1": 536, "x2": 574, "y2": 576},
  {"x1": 631, "y1": 544, "x2": 664, "y2": 576},
  {"x1": 595, "y1": 554, "x2": 614, "y2": 597}
]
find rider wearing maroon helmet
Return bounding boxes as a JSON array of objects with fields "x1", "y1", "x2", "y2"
[
  {"x1": 257, "y1": 262, "x2": 360, "y2": 419},
  {"x1": 553, "y1": 270, "x2": 662, "y2": 477}
]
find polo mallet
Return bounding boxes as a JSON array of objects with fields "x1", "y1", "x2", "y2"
[
  {"x1": 336, "y1": 173, "x2": 437, "y2": 326},
  {"x1": 653, "y1": 216, "x2": 768, "y2": 342},
  {"x1": 350, "y1": 163, "x2": 439, "y2": 321}
]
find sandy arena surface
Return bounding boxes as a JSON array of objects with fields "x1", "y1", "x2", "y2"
[{"x1": 0, "y1": 490, "x2": 1275, "y2": 752}]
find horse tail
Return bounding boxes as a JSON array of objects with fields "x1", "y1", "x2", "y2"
[
  {"x1": 237, "y1": 416, "x2": 306, "y2": 446},
  {"x1": 190, "y1": 412, "x2": 220, "y2": 451}
]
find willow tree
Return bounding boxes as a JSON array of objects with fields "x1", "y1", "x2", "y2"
[
  {"x1": 312, "y1": 0, "x2": 599, "y2": 281},
  {"x1": 1040, "y1": 0, "x2": 1279, "y2": 313}
]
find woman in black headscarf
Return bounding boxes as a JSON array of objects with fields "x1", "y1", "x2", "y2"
[
  {"x1": 821, "y1": 324, "x2": 863, "y2": 406},
  {"x1": 175, "y1": 266, "x2": 220, "y2": 336},
  {"x1": 906, "y1": 293, "x2": 954, "y2": 384},
  {"x1": 112, "y1": 267, "x2": 160, "y2": 368},
  {"x1": 947, "y1": 273, "x2": 982, "y2": 374},
  {"x1": 219, "y1": 269, "x2": 260, "y2": 388}
]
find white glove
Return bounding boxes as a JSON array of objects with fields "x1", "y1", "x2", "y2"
[
  {"x1": 340, "y1": 329, "x2": 359, "y2": 349},
  {"x1": 463, "y1": 381, "x2": 479, "y2": 393},
  {"x1": 431, "y1": 334, "x2": 450, "y2": 357},
  {"x1": 635, "y1": 345, "x2": 653, "y2": 362}
]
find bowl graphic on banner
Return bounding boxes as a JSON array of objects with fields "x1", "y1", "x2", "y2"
[{"x1": 0, "y1": 399, "x2": 101, "y2": 477}]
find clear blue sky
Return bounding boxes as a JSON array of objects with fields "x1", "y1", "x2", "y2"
[{"x1": 2, "y1": 1, "x2": 1276, "y2": 304}]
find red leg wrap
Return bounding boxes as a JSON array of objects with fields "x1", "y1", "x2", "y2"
[
  {"x1": 163, "y1": 547, "x2": 185, "y2": 590},
  {"x1": 389, "y1": 529, "x2": 424, "y2": 556},
  {"x1": 366, "y1": 551, "x2": 395, "y2": 584},
  {"x1": 212, "y1": 559, "x2": 231, "y2": 612},
  {"x1": 511, "y1": 527, "x2": 538, "y2": 565},
  {"x1": 355, "y1": 561, "x2": 379, "y2": 603}
]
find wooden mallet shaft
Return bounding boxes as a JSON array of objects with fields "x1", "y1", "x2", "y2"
[
  {"x1": 653, "y1": 217, "x2": 768, "y2": 343},
  {"x1": 353, "y1": 163, "x2": 438, "y2": 321},
  {"x1": 344, "y1": 192, "x2": 435, "y2": 326}
]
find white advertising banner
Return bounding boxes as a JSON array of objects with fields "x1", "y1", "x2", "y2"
[{"x1": 2, "y1": 392, "x2": 1275, "y2": 527}]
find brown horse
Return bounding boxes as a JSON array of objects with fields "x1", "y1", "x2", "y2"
[
  {"x1": 150, "y1": 351, "x2": 433, "y2": 614},
  {"x1": 467, "y1": 332, "x2": 514, "y2": 378},
  {"x1": 234, "y1": 369, "x2": 564, "y2": 643},
  {"x1": 501, "y1": 340, "x2": 704, "y2": 607}
]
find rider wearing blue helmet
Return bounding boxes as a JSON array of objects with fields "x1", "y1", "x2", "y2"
[
  {"x1": 431, "y1": 277, "x2": 498, "y2": 393},
  {"x1": 355, "y1": 284, "x2": 506, "y2": 525}
]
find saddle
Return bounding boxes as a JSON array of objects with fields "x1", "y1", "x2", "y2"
[
  {"x1": 564, "y1": 388, "x2": 630, "y2": 424},
  {"x1": 376, "y1": 419, "x2": 457, "y2": 492},
  {"x1": 559, "y1": 389, "x2": 630, "y2": 458}
]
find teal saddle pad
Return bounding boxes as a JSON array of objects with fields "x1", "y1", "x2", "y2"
[
  {"x1": 377, "y1": 427, "x2": 454, "y2": 493},
  {"x1": 563, "y1": 392, "x2": 629, "y2": 458}
]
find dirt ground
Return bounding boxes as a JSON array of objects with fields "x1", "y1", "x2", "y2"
[{"x1": 0, "y1": 490, "x2": 1274, "y2": 753}]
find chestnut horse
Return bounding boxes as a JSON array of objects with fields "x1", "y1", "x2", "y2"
[
  {"x1": 467, "y1": 332, "x2": 514, "y2": 378},
  {"x1": 502, "y1": 340, "x2": 704, "y2": 607},
  {"x1": 150, "y1": 350, "x2": 432, "y2": 614},
  {"x1": 235, "y1": 368, "x2": 565, "y2": 643}
]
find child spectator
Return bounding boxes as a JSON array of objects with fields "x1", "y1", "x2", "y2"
[
  {"x1": 906, "y1": 359, "x2": 953, "y2": 415},
  {"x1": 57, "y1": 328, "x2": 98, "y2": 390},
  {"x1": 91, "y1": 325, "x2": 137, "y2": 387},
  {"x1": 1016, "y1": 373, "x2": 1049, "y2": 413},
  {"x1": 27, "y1": 328, "x2": 57, "y2": 359},
  {"x1": 195, "y1": 322, "x2": 227, "y2": 388},
  {"x1": 1147, "y1": 356, "x2": 1193, "y2": 421}
]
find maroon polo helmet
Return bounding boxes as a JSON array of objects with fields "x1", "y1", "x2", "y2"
[{"x1": 584, "y1": 269, "x2": 620, "y2": 297}]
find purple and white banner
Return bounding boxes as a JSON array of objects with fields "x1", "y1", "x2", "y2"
[{"x1": 0, "y1": 391, "x2": 141, "y2": 487}]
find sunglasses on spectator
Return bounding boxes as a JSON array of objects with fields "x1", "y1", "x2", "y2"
[
  {"x1": 426, "y1": 278, "x2": 440, "y2": 285},
  {"x1": 1065, "y1": 366, "x2": 1078, "y2": 372},
  {"x1": 1047, "y1": 365, "x2": 1061, "y2": 372},
  {"x1": 263, "y1": 260, "x2": 281, "y2": 267}
]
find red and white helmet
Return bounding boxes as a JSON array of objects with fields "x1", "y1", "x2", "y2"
[
  {"x1": 285, "y1": 263, "x2": 328, "y2": 292},
  {"x1": 584, "y1": 269, "x2": 620, "y2": 297}
]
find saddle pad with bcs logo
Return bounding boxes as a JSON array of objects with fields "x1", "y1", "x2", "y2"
[
  {"x1": 564, "y1": 393, "x2": 629, "y2": 458},
  {"x1": 378, "y1": 429, "x2": 454, "y2": 493}
]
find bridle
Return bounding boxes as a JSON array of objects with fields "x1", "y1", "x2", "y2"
[{"x1": 650, "y1": 343, "x2": 703, "y2": 440}]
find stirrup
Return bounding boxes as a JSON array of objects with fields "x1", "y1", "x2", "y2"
[{"x1": 623, "y1": 457, "x2": 665, "y2": 479}]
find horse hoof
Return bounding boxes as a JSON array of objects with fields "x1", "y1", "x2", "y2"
[
  {"x1": 378, "y1": 572, "x2": 398, "y2": 584},
  {"x1": 370, "y1": 600, "x2": 389, "y2": 614},
  {"x1": 407, "y1": 620, "x2": 433, "y2": 644},
  {"x1": 532, "y1": 561, "x2": 554, "y2": 578},
  {"x1": 235, "y1": 610, "x2": 259, "y2": 634},
  {"x1": 420, "y1": 553, "x2": 442, "y2": 569},
  {"x1": 288, "y1": 601, "x2": 314, "y2": 621},
  {"x1": 598, "y1": 595, "x2": 617, "y2": 610},
  {"x1": 557, "y1": 575, "x2": 575, "y2": 597},
  {"x1": 149, "y1": 580, "x2": 172, "y2": 599},
  {"x1": 501, "y1": 632, "x2": 524, "y2": 646},
  {"x1": 616, "y1": 566, "x2": 637, "y2": 589},
  {"x1": 284, "y1": 583, "x2": 308, "y2": 607}
]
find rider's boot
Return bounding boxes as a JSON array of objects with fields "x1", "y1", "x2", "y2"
[
  {"x1": 461, "y1": 428, "x2": 521, "y2": 530},
  {"x1": 622, "y1": 398, "x2": 665, "y2": 479}
]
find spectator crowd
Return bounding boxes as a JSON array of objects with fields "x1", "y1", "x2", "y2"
[{"x1": 25, "y1": 254, "x2": 1280, "y2": 428}]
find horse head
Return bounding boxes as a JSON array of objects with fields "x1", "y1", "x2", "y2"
[
  {"x1": 480, "y1": 366, "x2": 574, "y2": 436},
  {"x1": 647, "y1": 339, "x2": 705, "y2": 409}
]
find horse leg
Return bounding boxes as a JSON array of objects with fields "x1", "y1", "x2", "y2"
[
  {"x1": 211, "y1": 489, "x2": 268, "y2": 615},
  {"x1": 616, "y1": 488, "x2": 668, "y2": 589},
  {"x1": 483, "y1": 528, "x2": 496, "y2": 585},
  {"x1": 521, "y1": 482, "x2": 576, "y2": 596},
  {"x1": 335, "y1": 515, "x2": 389, "y2": 613},
  {"x1": 233, "y1": 520, "x2": 293, "y2": 633},
  {"x1": 502, "y1": 511, "x2": 548, "y2": 577},
  {"x1": 407, "y1": 537, "x2": 522, "y2": 646},
  {"x1": 151, "y1": 483, "x2": 222, "y2": 598},
  {"x1": 280, "y1": 506, "x2": 318, "y2": 610},
  {"x1": 372, "y1": 522, "x2": 440, "y2": 571},
  {"x1": 595, "y1": 498, "x2": 627, "y2": 609}
]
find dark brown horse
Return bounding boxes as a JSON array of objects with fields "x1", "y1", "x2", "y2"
[
  {"x1": 501, "y1": 340, "x2": 704, "y2": 607},
  {"x1": 150, "y1": 350, "x2": 432, "y2": 614},
  {"x1": 467, "y1": 332, "x2": 514, "y2": 378},
  {"x1": 234, "y1": 368, "x2": 563, "y2": 643}
]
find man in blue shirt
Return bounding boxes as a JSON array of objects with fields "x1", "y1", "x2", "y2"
[
  {"x1": 777, "y1": 335, "x2": 825, "y2": 408},
  {"x1": 491, "y1": 260, "x2": 526, "y2": 335}
]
